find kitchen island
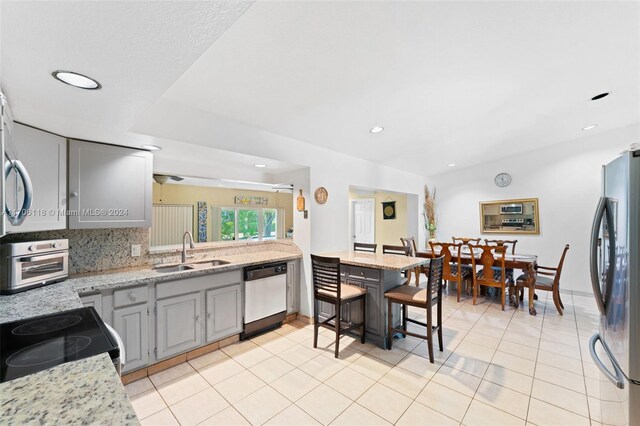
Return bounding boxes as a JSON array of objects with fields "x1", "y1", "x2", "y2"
[{"x1": 318, "y1": 251, "x2": 430, "y2": 349}]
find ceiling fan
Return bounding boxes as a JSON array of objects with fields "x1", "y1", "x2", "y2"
[{"x1": 153, "y1": 174, "x2": 184, "y2": 185}]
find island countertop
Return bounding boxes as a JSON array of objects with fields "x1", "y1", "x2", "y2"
[{"x1": 320, "y1": 251, "x2": 429, "y2": 271}]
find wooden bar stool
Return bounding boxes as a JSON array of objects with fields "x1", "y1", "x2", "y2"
[
  {"x1": 354, "y1": 242, "x2": 377, "y2": 253},
  {"x1": 385, "y1": 255, "x2": 445, "y2": 363},
  {"x1": 311, "y1": 254, "x2": 367, "y2": 358}
]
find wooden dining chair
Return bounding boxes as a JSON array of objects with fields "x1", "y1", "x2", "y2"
[
  {"x1": 469, "y1": 244, "x2": 510, "y2": 310},
  {"x1": 401, "y1": 237, "x2": 424, "y2": 286},
  {"x1": 452, "y1": 237, "x2": 481, "y2": 245},
  {"x1": 515, "y1": 244, "x2": 570, "y2": 315},
  {"x1": 428, "y1": 242, "x2": 472, "y2": 302},
  {"x1": 385, "y1": 255, "x2": 444, "y2": 363},
  {"x1": 311, "y1": 254, "x2": 367, "y2": 357},
  {"x1": 382, "y1": 244, "x2": 411, "y2": 256},
  {"x1": 354, "y1": 242, "x2": 377, "y2": 253},
  {"x1": 484, "y1": 239, "x2": 518, "y2": 254}
]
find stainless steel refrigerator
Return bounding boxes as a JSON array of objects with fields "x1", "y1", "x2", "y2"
[{"x1": 589, "y1": 149, "x2": 639, "y2": 426}]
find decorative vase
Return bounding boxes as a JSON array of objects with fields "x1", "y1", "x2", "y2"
[{"x1": 428, "y1": 230, "x2": 438, "y2": 244}]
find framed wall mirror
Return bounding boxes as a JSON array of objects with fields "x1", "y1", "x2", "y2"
[{"x1": 479, "y1": 198, "x2": 540, "y2": 235}]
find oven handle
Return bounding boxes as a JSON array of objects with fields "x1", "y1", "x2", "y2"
[{"x1": 17, "y1": 252, "x2": 68, "y2": 264}]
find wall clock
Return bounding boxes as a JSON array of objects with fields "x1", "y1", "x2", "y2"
[
  {"x1": 494, "y1": 173, "x2": 512, "y2": 187},
  {"x1": 314, "y1": 187, "x2": 328, "y2": 204}
]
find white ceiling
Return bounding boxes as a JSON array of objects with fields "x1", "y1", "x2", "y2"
[{"x1": 2, "y1": 1, "x2": 639, "y2": 177}]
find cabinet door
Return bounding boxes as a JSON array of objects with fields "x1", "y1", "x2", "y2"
[
  {"x1": 156, "y1": 293, "x2": 202, "y2": 360},
  {"x1": 68, "y1": 140, "x2": 152, "y2": 229},
  {"x1": 206, "y1": 284, "x2": 242, "y2": 343},
  {"x1": 344, "y1": 280, "x2": 363, "y2": 326},
  {"x1": 286, "y1": 261, "x2": 299, "y2": 314},
  {"x1": 113, "y1": 304, "x2": 149, "y2": 372},
  {"x1": 80, "y1": 293, "x2": 102, "y2": 318},
  {"x1": 6, "y1": 124, "x2": 66, "y2": 233},
  {"x1": 363, "y1": 281, "x2": 382, "y2": 336}
]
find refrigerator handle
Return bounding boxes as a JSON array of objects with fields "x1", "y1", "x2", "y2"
[
  {"x1": 602, "y1": 197, "x2": 616, "y2": 314},
  {"x1": 590, "y1": 197, "x2": 607, "y2": 315},
  {"x1": 590, "y1": 333, "x2": 625, "y2": 389}
]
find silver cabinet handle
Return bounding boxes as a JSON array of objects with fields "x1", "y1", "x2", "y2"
[
  {"x1": 195, "y1": 315, "x2": 200, "y2": 321},
  {"x1": 128, "y1": 293, "x2": 136, "y2": 302},
  {"x1": 207, "y1": 312, "x2": 212, "y2": 318},
  {"x1": 70, "y1": 192, "x2": 78, "y2": 198}
]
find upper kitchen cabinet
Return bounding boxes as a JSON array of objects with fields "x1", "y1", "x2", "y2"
[
  {"x1": 68, "y1": 140, "x2": 152, "y2": 229},
  {"x1": 6, "y1": 124, "x2": 66, "y2": 233}
]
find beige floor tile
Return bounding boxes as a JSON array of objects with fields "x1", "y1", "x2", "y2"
[
  {"x1": 527, "y1": 398, "x2": 590, "y2": 426},
  {"x1": 464, "y1": 330, "x2": 502, "y2": 350},
  {"x1": 584, "y1": 376, "x2": 600, "y2": 399},
  {"x1": 356, "y1": 383, "x2": 413, "y2": 424},
  {"x1": 156, "y1": 372, "x2": 211, "y2": 406},
  {"x1": 266, "y1": 404, "x2": 321, "y2": 425},
  {"x1": 531, "y1": 379, "x2": 589, "y2": 417},
  {"x1": 534, "y1": 363, "x2": 586, "y2": 394},
  {"x1": 388, "y1": 335, "x2": 422, "y2": 352},
  {"x1": 410, "y1": 341, "x2": 454, "y2": 364},
  {"x1": 415, "y1": 381, "x2": 472, "y2": 422},
  {"x1": 260, "y1": 335, "x2": 298, "y2": 354},
  {"x1": 125, "y1": 377, "x2": 154, "y2": 398},
  {"x1": 588, "y1": 396, "x2": 602, "y2": 423},
  {"x1": 234, "y1": 386, "x2": 291, "y2": 425},
  {"x1": 445, "y1": 352, "x2": 491, "y2": 378},
  {"x1": 198, "y1": 406, "x2": 250, "y2": 425},
  {"x1": 199, "y1": 357, "x2": 245, "y2": 386},
  {"x1": 397, "y1": 401, "x2": 458, "y2": 426},
  {"x1": 279, "y1": 345, "x2": 319, "y2": 367},
  {"x1": 330, "y1": 403, "x2": 391, "y2": 426},
  {"x1": 221, "y1": 340, "x2": 260, "y2": 357},
  {"x1": 498, "y1": 339, "x2": 538, "y2": 361},
  {"x1": 432, "y1": 364, "x2": 482, "y2": 397},
  {"x1": 249, "y1": 356, "x2": 295, "y2": 383},
  {"x1": 296, "y1": 384, "x2": 352, "y2": 425},
  {"x1": 298, "y1": 352, "x2": 347, "y2": 381},
  {"x1": 283, "y1": 327, "x2": 314, "y2": 343},
  {"x1": 491, "y1": 351, "x2": 536, "y2": 376},
  {"x1": 318, "y1": 345, "x2": 363, "y2": 363},
  {"x1": 250, "y1": 330, "x2": 281, "y2": 345},
  {"x1": 396, "y1": 353, "x2": 441, "y2": 379},
  {"x1": 232, "y1": 346, "x2": 274, "y2": 368},
  {"x1": 170, "y1": 388, "x2": 229, "y2": 426},
  {"x1": 324, "y1": 366, "x2": 376, "y2": 400},
  {"x1": 536, "y1": 349, "x2": 584, "y2": 375},
  {"x1": 348, "y1": 355, "x2": 393, "y2": 381},
  {"x1": 270, "y1": 369, "x2": 321, "y2": 402},
  {"x1": 140, "y1": 408, "x2": 179, "y2": 426},
  {"x1": 454, "y1": 340, "x2": 496, "y2": 363},
  {"x1": 475, "y1": 380, "x2": 530, "y2": 420},
  {"x1": 484, "y1": 364, "x2": 534, "y2": 395},
  {"x1": 538, "y1": 339, "x2": 582, "y2": 360},
  {"x1": 149, "y1": 362, "x2": 196, "y2": 387},
  {"x1": 378, "y1": 366, "x2": 429, "y2": 399},
  {"x1": 130, "y1": 389, "x2": 168, "y2": 420},
  {"x1": 366, "y1": 346, "x2": 409, "y2": 365},
  {"x1": 188, "y1": 349, "x2": 229, "y2": 371},
  {"x1": 462, "y1": 400, "x2": 526, "y2": 426},
  {"x1": 214, "y1": 370, "x2": 266, "y2": 403}
]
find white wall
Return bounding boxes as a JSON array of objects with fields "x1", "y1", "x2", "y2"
[{"x1": 428, "y1": 124, "x2": 639, "y2": 294}]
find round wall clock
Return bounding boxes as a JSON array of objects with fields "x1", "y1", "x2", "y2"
[
  {"x1": 314, "y1": 187, "x2": 328, "y2": 204},
  {"x1": 494, "y1": 173, "x2": 512, "y2": 187}
]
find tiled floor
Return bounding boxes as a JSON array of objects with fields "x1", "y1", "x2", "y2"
[{"x1": 126, "y1": 289, "x2": 602, "y2": 426}]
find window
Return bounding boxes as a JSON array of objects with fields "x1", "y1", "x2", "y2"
[{"x1": 212, "y1": 207, "x2": 284, "y2": 241}]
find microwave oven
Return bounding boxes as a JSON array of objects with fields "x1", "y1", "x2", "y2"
[{"x1": 500, "y1": 203, "x2": 523, "y2": 215}]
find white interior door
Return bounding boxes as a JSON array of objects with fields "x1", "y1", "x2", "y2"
[{"x1": 352, "y1": 199, "x2": 375, "y2": 244}]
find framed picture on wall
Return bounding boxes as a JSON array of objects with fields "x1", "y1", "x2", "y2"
[{"x1": 382, "y1": 201, "x2": 396, "y2": 220}]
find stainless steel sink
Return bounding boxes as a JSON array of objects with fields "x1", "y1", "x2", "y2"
[
  {"x1": 191, "y1": 260, "x2": 231, "y2": 268},
  {"x1": 153, "y1": 264, "x2": 195, "y2": 273}
]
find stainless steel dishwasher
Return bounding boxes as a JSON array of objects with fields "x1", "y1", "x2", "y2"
[{"x1": 242, "y1": 262, "x2": 287, "y2": 340}]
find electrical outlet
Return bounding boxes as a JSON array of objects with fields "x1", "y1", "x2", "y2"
[{"x1": 131, "y1": 244, "x2": 141, "y2": 257}]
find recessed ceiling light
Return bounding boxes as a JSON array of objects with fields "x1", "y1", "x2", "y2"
[
  {"x1": 448, "y1": 163, "x2": 456, "y2": 167},
  {"x1": 591, "y1": 92, "x2": 609, "y2": 101},
  {"x1": 140, "y1": 144, "x2": 162, "y2": 151},
  {"x1": 254, "y1": 164, "x2": 267, "y2": 168},
  {"x1": 370, "y1": 126, "x2": 384, "y2": 134},
  {"x1": 52, "y1": 70, "x2": 101, "y2": 90},
  {"x1": 582, "y1": 124, "x2": 598, "y2": 131}
]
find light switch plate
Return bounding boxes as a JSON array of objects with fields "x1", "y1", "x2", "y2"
[{"x1": 131, "y1": 244, "x2": 141, "y2": 257}]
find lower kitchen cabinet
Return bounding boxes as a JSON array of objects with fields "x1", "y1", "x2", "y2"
[
  {"x1": 113, "y1": 304, "x2": 149, "y2": 372},
  {"x1": 286, "y1": 260, "x2": 299, "y2": 314},
  {"x1": 206, "y1": 284, "x2": 242, "y2": 343},
  {"x1": 156, "y1": 292, "x2": 202, "y2": 360},
  {"x1": 79, "y1": 293, "x2": 102, "y2": 318}
]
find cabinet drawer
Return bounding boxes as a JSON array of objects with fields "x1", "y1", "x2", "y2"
[
  {"x1": 347, "y1": 266, "x2": 380, "y2": 282},
  {"x1": 114, "y1": 286, "x2": 148, "y2": 307}
]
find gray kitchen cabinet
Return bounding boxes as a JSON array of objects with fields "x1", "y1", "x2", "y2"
[
  {"x1": 286, "y1": 260, "x2": 299, "y2": 314},
  {"x1": 68, "y1": 140, "x2": 152, "y2": 229},
  {"x1": 113, "y1": 304, "x2": 149, "y2": 372},
  {"x1": 156, "y1": 292, "x2": 202, "y2": 359},
  {"x1": 6, "y1": 123, "x2": 66, "y2": 233},
  {"x1": 206, "y1": 284, "x2": 242, "y2": 343}
]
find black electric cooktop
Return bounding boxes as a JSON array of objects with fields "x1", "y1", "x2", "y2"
[{"x1": 0, "y1": 307, "x2": 119, "y2": 383}]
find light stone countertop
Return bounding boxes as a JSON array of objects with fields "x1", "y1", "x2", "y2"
[
  {"x1": 320, "y1": 251, "x2": 430, "y2": 271},
  {"x1": 0, "y1": 354, "x2": 138, "y2": 425},
  {"x1": 0, "y1": 281, "x2": 82, "y2": 324},
  {"x1": 70, "y1": 250, "x2": 303, "y2": 294}
]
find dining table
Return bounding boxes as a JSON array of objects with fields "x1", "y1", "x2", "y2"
[{"x1": 416, "y1": 248, "x2": 540, "y2": 315}]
